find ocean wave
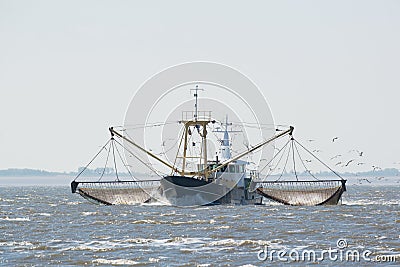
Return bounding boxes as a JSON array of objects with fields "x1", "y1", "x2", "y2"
[
  {"x1": 92, "y1": 258, "x2": 140, "y2": 265},
  {"x1": 66, "y1": 201, "x2": 80, "y2": 205},
  {"x1": 82, "y1": 211, "x2": 98, "y2": 216},
  {"x1": 0, "y1": 241, "x2": 34, "y2": 247},
  {"x1": 37, "y1": 213, "x2": 51, "y2": 216},
  {"x1": 0, "y1": 216, "x2": 30, "y2": 222},
  {"x1": 342, "y1": 200, "x2": 400, "y2": 205},
  {"x1": 60, "y1": 240, "x2": 131, "y2": 252},
  {"x1": 208, "y1": 239, "x2": 272, "y2": 247},
  {"x1": 131, "y1": 219, "x2": 158, "y2": 224}
]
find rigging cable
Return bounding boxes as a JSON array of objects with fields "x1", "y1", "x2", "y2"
[
  {"x1": 291, "y1": 139, "x2": 298, "y2": 181},
  {"x1": 276, "y1": 140, "x2": 292, "y2": 182},
  {"x1": 292, "y1": 140, "x2": 320, "y2": 181},
  {"x1": 113, "y1": 138, "x2": 137, "y2": 181},
  {"x1": 73, "y1": 138, "x2": 112, "y2": 182},
  {"x1": 97, "y1": 141, "x2": 112, "y2": 182},
  {"x1": 113, "y1": 138, "x2": 164, "y2": 178},
  {"x1": 294, "y1": 138, "x2": 344, "y2": 180},
  {"x1": 111, "y1": 139, "x2": 120, "y2": 181},
  {"x1": 258, "y1": 137, "x2": 291, "y2": 176}
]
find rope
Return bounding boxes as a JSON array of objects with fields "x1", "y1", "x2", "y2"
[
  {"x1": 113, "y1": 138, "x2": 164, "y2": 178},
  {"x1": 258, "y1": 138, "x2": 291, "y2": 175},
  {"x1": 276, "y1": 140, "x2": 292, "y2": 182},
  {"x1": 293, "y1": 140, "x2": 320, "y2": 181},
  {"x1": 97, "y1": 141, "x2": 112, "y2": 182},
  {"x1": 113, "y1": 138, "x2": 137, "y2": 181},
  {"x1": 111, "y1": 139, "x2": 119, "y2": 181},
  {"x1": 291, "y1": 140, "x2": 298, "y2": 181},
  {"x1": 117, "y1": 121, "x2": 178, "y2": 130},
  {"x1": 294, "y1": 139, "x2": 344, "y2": 180},
  {"x1": 73, "y1": 139, "x2": 111, "y2": 181}
]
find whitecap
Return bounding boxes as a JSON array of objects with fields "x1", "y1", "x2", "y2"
[
  {"x1": 92, "y1": 259, "x2": 139, "y2": 265},
  {"x1": 0, "y1": 241, "x2": 33, "y2": 247},
  {"x1": 148, "y1": 257, "x2": 159, "y2": 263},
  {"x1": 82, "y1": 211, "x2": 97, "y2": 216},
  {"x1": 0, "y1": 216, "x2": 30, "y2": 222}
]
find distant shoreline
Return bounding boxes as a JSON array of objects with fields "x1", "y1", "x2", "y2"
[{"x1": 0, "y1": 168, "x2": 136, "y2": 177}]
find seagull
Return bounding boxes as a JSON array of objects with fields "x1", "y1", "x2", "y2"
[
  {"x1": 357, "y1": 162, "x2": 365, "y2": 165},
  {"x1": 372, "y1": 165, "x2": 381, "y2": 171},
  {"x1": 345, "y1": 159, "x2": 355, "y2": 167},
  {"x1": 330, "y1": 154, "x2": 342, "y2": 160},
  {"x1": 305, "y1": 160, "x2": 312, "y2": 163},
  {"x1": 335, "y1": 162, "x2": 342, "y2": 166},
  {"x1": 313, "y1": 149, "x2": 322, "y2": 153},
  {"x1": 349, "y1": 149, "x2": 363, "y2": 156},
  {"x1": 376, "y1": 176, "x2": 384, "y2": 180},
  {"x1": 307, "y1": 139, "x2": 315, "y2": 142},
  {"x1": 332, "y1": 137, "x2": 339, "y2": 142},
  {"x1": 358, "y1": 178, "x2": 371, "y2": 184}
]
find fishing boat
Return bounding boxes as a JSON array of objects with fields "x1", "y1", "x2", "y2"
[{"x1": 71, "y1": 88, "x2": 346, "y2": 206}]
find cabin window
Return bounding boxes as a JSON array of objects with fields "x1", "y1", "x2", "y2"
[
  {"x1": 239, "y1": 165, "x2": 245, "y2": 173},
  {"x1": 229, "y1": 165, "x2": 235, "y2": 173},
  {"x1": 236, "y1": 165, "x2": 240, "y2": 173}
]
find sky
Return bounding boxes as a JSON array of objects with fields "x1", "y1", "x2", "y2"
[{"x1": 0, "y1": 0, "x2": 399, "y2": 173}]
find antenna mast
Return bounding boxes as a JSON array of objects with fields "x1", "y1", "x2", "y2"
[{"x1": 190, "y1": 85, "x2": 204, "y2": 121}]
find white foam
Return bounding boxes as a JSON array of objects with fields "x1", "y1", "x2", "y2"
[
  {"x1": 148, "y1": 257, "x2": 159, "y2": 263},
  {"x1": 92, "y1": 259, "x2": 139, "y2": 265},
  {"x1": 0, "y1": 241, "x2": 33, "y2": 247},
  {"x1": 343, "y1": 200, "x2": 400, "y2": 205},
  {"x1": 82, "y1": 211, "x2": 97, "y2": 216},
  {"x1": 0, "y1": 216, "x2": 30, "y2": 222}
]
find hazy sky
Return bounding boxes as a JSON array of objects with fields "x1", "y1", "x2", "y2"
[{"x1": 1, "y1": 0, "x2": 399, "y2": 173}]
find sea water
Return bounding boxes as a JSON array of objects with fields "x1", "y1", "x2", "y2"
[{"x1": 0, "y1": 179, "x2": 399, "y2": 266}]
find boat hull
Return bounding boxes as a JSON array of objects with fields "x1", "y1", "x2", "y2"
[{"x1": 160, "y1": 176, "x2": 262, "y2": 206}]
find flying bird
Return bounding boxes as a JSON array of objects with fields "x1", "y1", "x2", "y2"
[
  {"x1": 307, "y1": 139, "x2": 315, "y2": 142},
  {"x1": 349, "y1": 149, "x2": 363, "y2": 156},
  {"x1": 330, "y1": 154, "x2": 342, "y2": 160},
  {"x1": 335, "y1": 162, "x2": 342, "y2": 166},
  {"x1": 305, "y1": 160, "x2": 312, "y2": 163},
  {"x1": 358, "y1": 178, "x2": 371, "y2": 184},
  {"x1": 357, "y1": 162, "x2": 365, "y2": 166},
  {"x1": 372, "y1": 165, "x2": 381, "y2": 171},
  {"x1": 313, "y1": 149, "x2": 322, "y2": 153},
  {"x1": 345, "y1": 159, "x2": 355, "y2": 167},
  {"x1": 332, "y1": 137, "x2": 339, "y2": 142}
]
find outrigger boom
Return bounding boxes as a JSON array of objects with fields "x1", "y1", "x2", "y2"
[{"x1": 109, "y1": 126, "x2": 294, "y2": 178}]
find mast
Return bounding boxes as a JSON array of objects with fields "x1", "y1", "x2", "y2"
[
  {"x1": 179, "y1": 86, "x2": 211, "y2": 180},
  {"x1": 190, "y1": 85, "x2": 204, "y2": 121}
]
